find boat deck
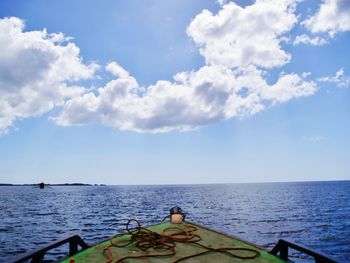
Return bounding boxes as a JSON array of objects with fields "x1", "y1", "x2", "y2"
[{"x1": 61, "y1": 221, "x2": 285, "y2": 262}]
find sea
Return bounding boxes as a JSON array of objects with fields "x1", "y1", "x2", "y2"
[{"x1": 0, "y1": 181, "x2": 349, "y2": 262}]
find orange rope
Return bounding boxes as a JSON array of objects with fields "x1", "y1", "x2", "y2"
[
  {"x1": 102, "y1": 246, "x2": 114, "y2": 263},
  {"x1": 101, "y1": 219, "x2": 260, "y2": 263}
]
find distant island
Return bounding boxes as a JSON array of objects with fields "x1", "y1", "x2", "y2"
[{"x1": 0, "y1": 183, "x2": 106, "y2": 186}]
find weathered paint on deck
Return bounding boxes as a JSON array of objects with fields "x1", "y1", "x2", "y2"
[{"x1": 61, "y1": 221, "x2": 285, "y2": 262}]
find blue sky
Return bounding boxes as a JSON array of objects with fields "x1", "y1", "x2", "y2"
[{"x1": 0, "y1": 0, "x2": 349, "y2": 184}]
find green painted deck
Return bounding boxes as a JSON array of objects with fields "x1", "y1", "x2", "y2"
[{"x1": 61, "y1": 221, "x2": 285, "y2": 263}]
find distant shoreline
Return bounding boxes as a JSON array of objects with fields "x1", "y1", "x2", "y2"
[
  {"x1": 0, "y1": 180, "x2": 348, "y2": 186},
  {"x1": 0, "y1": 183, "x2": 105, "y2": 186}
]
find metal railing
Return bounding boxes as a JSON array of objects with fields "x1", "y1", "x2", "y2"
[
  {"x1": 12, "y1": 235, "x2": 340, "y2": 262},
  {"x1": 270, "y1": 239, "x2": 338, "y2": 263},
  {"x1": 12, "y1": 235, "x2": 89, "y2": 263}
]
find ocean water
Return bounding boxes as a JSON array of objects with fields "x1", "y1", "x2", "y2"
[{"x1": 0, "y1": 181, "x2": 349, "y2": 262}]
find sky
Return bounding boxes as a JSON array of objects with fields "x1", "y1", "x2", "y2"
[{"x1": 0, "y1": 0, "x2": 349, "y2": 185}]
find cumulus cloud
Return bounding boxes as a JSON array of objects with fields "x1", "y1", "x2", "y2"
[
  {"x1": 293, "y1": 34, "x2": 328, "y2": 46},
  {"x1": 56, "y1": 63, "x2": 316, "y2": 133},
  {"x1": 216, "y1": 0, "x2": 228, "y2": 6},
  {"x1": 55, "y1": 0, "x2": 318, "y2": 133},
  {"x1": 2, "y1": 1, "x2": 320, "y2": 134},
  {"x1": 0, "y1": 17, "x2": 98, "y2": 134},
  {"x1": 303, "y1": 0, "x2": 350, "y2": 37},
  {"x1": 187, "y1": 0, "x2": 298, "y2": 68},
  {"x1": 318, "y1": 68, "x2": 350, "y2": 88}
]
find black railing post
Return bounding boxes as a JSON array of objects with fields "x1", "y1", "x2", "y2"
[
  {"x1": 69, "y1": 238, "x2": 78, "y2": 256},
  {"x1": 31, "y1": 253, "x2": 44, "y2": 263},
  {"x1": 279, "y1": 240, "x2": 288, "y2": 261}
]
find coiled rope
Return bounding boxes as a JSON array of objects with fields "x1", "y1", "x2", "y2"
[{"x1": 102, "y1": 219, "x2": 260, "y2": 263}]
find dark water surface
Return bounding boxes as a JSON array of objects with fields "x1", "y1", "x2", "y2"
[{"x1": 0, "y1": 181, "x2": 349, "y2": 262}]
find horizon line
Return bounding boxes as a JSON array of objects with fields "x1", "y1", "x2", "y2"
[{"x1": 1, "y1": 179, "x2": 349, "y2": 186}]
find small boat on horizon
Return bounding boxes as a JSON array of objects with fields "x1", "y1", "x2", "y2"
[{"x1": 12, "y1": 207, "x2": 338, "y2": 263}]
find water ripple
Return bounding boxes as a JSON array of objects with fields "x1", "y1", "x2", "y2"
[{"x1": 0, "y1": 181, "x2": 349, "y2": 262}]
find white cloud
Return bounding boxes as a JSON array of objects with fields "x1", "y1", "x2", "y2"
[
  {"x1": 293, "y1": 34, "x2": 328, "y2": 46},
  {"x1": 302, "y1": 72, "x2": 312, "y2": 78},
  {"x1": 302, "y1": 135, "x2": 326, "y2": 142},
  {"x1": 187, "y1": 0, "x2": 298, "y2": 68},
  {"x1": 56, "y1": 64, "x2": 316, "y2": 133},
  {"x1": 216, "y1": 0, "x2": 228, "y2": 6},
  {"x1": 318, "y1": 68, "x2": 350, "y2": 88},
  {"x1": 0, "y1": 17, "x2": 98, "y2": 134},
  {"x1": 105, "y1": 62, "x2": 131, "y2": 79},
  {"x1": 303, "y1": 0, "x2": 350, "y2": 37},
  {"x1": 56, "y1": 0, "x2": 317, "y2": 133},
  {"x1": 2, "y1": 1, "x2": 320, "y2": 134}
]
